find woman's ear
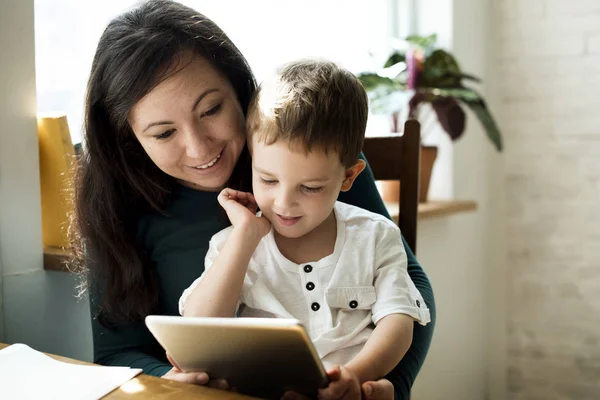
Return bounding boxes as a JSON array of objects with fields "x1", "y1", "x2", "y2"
[{"x1": 340, "y1": 160, "x2": 366, "y2": 192}]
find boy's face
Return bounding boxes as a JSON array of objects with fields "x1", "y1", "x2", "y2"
[{"x1": 251, "y1": 137, "x2": 364, "y2": 239}]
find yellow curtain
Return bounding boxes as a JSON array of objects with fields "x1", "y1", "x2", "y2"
[{"x1": 38, "y1": 114, "x2": 75, "y2": 249}]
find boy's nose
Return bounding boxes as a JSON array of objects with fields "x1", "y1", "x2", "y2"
[{"x1": 274, "y1": 190, "x2": 296, "y2": 210}]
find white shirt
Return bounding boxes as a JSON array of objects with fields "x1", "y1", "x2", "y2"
[{"x1": 180, "y1": 201, "x2": 430, "y2": 367}]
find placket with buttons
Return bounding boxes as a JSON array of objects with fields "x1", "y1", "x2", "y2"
[
  {"x1": 303, "y1": 264, "x2": 320, "y2": 311},
  {"x1": 301, "y1": 263, "x2": 330, "y2": 335}
]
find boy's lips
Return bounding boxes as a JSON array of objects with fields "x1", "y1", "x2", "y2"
[{"x1": 275, "y1": 214, "x2": 302, "y2": 226}]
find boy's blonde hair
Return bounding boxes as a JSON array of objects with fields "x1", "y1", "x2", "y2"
[{"x1": 246, "y1": 59, "x2": 368, "y2": 168}]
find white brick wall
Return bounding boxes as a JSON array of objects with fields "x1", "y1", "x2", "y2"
[
  {"x1": 494, "y1": 0, "x2": 600, "y2": 398},
  {"x1": 587, "y1": 35, "x2": 600, "y2": 54}
]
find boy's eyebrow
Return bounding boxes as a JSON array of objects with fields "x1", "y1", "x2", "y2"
[
  {"x1": 253, "y1": 165, "x2": 274, "y2": 176},
  {"x1": 253, "y1": 166, "x2": 330, "y2": 183},
  {"x1": 301, "y1": 177, "x2": 331, "y2": 183}
]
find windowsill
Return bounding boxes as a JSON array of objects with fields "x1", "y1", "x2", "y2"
[
  {"x1": 385, "y1": 199, "x2": 477, "y2": 223},
  {"x1": 43, "y1": 200, "x2": 477, "y2": 272}
]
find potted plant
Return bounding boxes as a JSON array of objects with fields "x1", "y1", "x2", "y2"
[{"x1": 357, "y1": 33, "x2": 503, "y2": 202}]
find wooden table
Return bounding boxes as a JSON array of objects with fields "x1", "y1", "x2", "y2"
[{"x1": 0, "y1": 343, "x2": 259, "y2": 399}]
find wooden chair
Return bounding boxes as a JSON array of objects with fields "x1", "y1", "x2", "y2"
[{"x1": 362, "y1": 119, "x2": 421, "y2": 254}]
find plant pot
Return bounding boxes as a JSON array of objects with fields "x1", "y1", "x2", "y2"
[
  {"x1": 419, "y1": 145, "x2": 438, "y2": 202},
  {"x1": 380, "y1": 145, "x2": 438, "y2": 203}
]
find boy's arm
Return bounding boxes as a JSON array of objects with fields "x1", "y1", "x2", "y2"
[
  {"x1": 339, "y1": 155, "x2": 435, "y2": 399},
  {"x1": 345, "y1": 314, "x2": 413, "y2": 383},
  {"x1": 181, "y1": 225, "x2": 262, "y2": 318},
  {"x1": 181, "y1": 189, "x2": 269, "y2": 318},
  {"x1": 348, "y1": 222, "x2": 430, "y2": 383}
]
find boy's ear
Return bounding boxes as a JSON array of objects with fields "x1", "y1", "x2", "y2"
[{"x1": 340, "y1": 160, "x2": 366, "y2": 192}]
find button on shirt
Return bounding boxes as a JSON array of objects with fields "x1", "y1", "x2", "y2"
[{"x1": 180, "y1": 202, "x2": 430, "y2": 366}]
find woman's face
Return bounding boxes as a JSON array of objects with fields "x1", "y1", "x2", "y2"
[{"x1": 129, "y1": 54, "x2": 246, "y2": 191}]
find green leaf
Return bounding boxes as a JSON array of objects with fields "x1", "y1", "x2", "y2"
[
  {"x1": 417, "y1": 87, "x2": 480, "y2": 102},
  {"x1": 416, "y1": 87, "x2": 503, "y2": 151},
  {"x1": 421, "y1": 49, "x2": 462, "y2": 87},
  {"x1": 425, "y1": 49, "x2": 461, "y2": 72},
  {"x1": 379, "y1": 62, "x2": 408, "y2": 82},
  {"x1": 383, "y1": 51, "x2": 406, "y2": 68},
  {"x1": 456, "y1": 72, "x2": 481, "y2": 82},
  {"x1": 357, "y1": 73, "x2": 399, "y2": 92},
  {"x1": 464, "y1": 100, "x2": 503, "y2": 151},
  {"x1": 406, "y1": 33, "x2": 437, "y2": 52},
  {"x1": 457, "y1": 89, "x2": 503, "y2": 152},
  {"x1": 424, "y1": 71, "x2": 482, "y2": 86}
]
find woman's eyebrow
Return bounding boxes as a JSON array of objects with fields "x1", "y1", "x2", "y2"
[
  {"x1": 142, "y1": 88, "x2": 220, "y2": 133},
  {"x1": 143, "y1": 119, "x2": 172, "y2": 133},
  {"x1": 191, "y1": 88, "x2": 219, "y2": 111}
]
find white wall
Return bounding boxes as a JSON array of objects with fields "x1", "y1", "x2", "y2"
[
  {"x1": 410, "y1": 0, "x2": 507, "y2": 399},
  {"x1": 0, "y1": 0, "x2": 92, "y2": 361},
  {"x1": 494, "y1": 0, "x2": 600, "y2": 398}
]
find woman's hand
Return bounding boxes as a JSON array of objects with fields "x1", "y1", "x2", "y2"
[
  {"x1": 163, "y1": 353, "x2": 231, "y2": 389},
  {"x1": 218, "y1": 188, "x2": 270, "y2": 240},
  {"x1": 162, "y1": 367, "x2": 232, "y2": 389},
  {"x1": 162, "y1": 366, "x2": 210, "y2": 385}
]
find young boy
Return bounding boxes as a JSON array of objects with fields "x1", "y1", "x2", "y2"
[{"x1": 179, "y1": 59, "x2": 430, "y2": 400}]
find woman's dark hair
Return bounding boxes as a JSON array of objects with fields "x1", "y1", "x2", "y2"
[{"x1": 70, "y1": 0, "x2": 255, "y2": 325}]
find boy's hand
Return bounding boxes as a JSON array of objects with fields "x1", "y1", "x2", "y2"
[
  {"x1": 218, "y1": 188, "x2": 270, "y2": 239},
  {"x1": 318, "y1": 365, "x2": 361, "y2": 400}
]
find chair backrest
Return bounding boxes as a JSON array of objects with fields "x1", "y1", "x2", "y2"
[{"x1": 362, "y1": 119, "x2": 421, "y2": 254}]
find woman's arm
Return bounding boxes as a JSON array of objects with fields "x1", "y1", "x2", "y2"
[
  {"x1": 338, "y1": 153, "x2": 437, "y2": 400},
  {"x1": 89, "y1": 285, "x2": 171, "y2": 377}
]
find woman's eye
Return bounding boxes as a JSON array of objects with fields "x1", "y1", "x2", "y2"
[
  {"x1": 202, "y1": 103, "x2": 221, "y2": 117},
  {"x1": 155, "y1": 129, "x2": 175, "y2": 140},
  {"x1": 261, "y1": 178, "x2": 277, "y2": 186},
  {"x1": 302, "y1": 185, "x2": 323, "y2": 193}
]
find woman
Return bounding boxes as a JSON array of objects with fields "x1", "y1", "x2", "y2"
[{"x1": 72, "y1": 1, "x2": 435, "y2": 398}]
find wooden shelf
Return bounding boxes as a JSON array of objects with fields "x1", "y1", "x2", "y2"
[
  {"x1": 385, "y1": 200, "x2": 477, "y2": 223},
  {"x1": 43, "y1": 246, "x2": 74, "y2": 272},
  {"x1": 43, "y1": 200, "x2": 477, "y2": 272}
]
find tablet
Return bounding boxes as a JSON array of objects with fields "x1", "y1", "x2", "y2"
[{"x1": 145, "y1": 316, "x2": 329, "y2": 399}]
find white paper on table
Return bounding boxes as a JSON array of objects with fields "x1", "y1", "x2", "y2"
[{"x1": 0, "y1": 343, "x2": 142, "y2": 400}]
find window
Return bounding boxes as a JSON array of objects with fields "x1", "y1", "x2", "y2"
[
  {"x1": 35, "y1": 0, "x2": 451, "y2": 198},
  {"x1": 35, "y1": 0, "x2": 403, "y2": 144}
]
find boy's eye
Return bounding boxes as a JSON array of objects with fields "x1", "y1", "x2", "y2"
[
  {"x1": 302, "y1": 185, "x2": 323, "y2": 193},
  {"x1": 155, "y1": 129, "x2": 175, "y2": 140},
  {"x1": 202, "y1": 103, "x2": 221, "y2": 117},
  {"x1": 261, "y1": 178, "x2": 277, "y2": 185}
]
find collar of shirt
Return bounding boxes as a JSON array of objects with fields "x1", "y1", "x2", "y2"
[{"x1": 265, "y1": 203, "x2": 347, "y2": 273}]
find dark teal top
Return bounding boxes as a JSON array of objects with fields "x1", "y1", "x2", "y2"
[{"x1": 90, "y1": 157, "x2": 436, "y2": 400}]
